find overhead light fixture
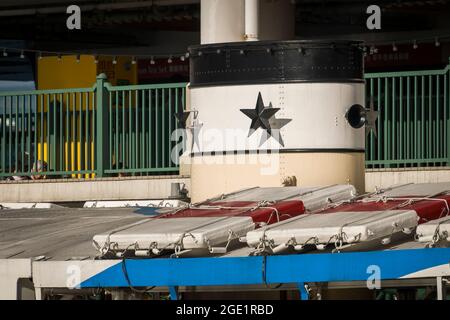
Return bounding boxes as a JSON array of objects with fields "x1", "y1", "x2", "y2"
[
  {"x1": 131, "y1": 56, "x2": 136, "y2": 65},
  {"x1": 20, "y1": 50, "x2": 25, "y2": 59},
  {"x1": 413, "y1": 40, "x2": 418, "y2": 50},
  {"x1": 168, "y1": 56, "x2": 173, "y2": 64},
  {"x1": 2, "y1": 48, "x2": 8, "y2": 57},
  {"x1": 150, "y1": 56, "x2": 155, "y2": 65},
  {"x1": 216, "y1": 49, "x2": 221, "y2": 54},
  {"x1": 112, "y1": 56, "x2": 117, "y2": 64},
  {"x1": 180, "y1": 55, "x2": 185, "y2": 62},
  {"x1": 435, "y1": 37, "x2": 440, "y2": 47},
  {"x1": 392, "y1": 43, "x2": 397, "y2": 52}
]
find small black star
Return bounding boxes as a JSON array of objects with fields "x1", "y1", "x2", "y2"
[
  {"x1": 188, "y1": 121, "x2": 203, "y2": 151},
  {"x1": 240, "y1": 92, "x2": 280, "y2": 137},
  {"x1": 260, "y1": 115, "x2": 292, "y2": 147},
  {"x1": 174, "y1": 111, "x2": 190, "y2": 129},
  {"x1": 187, "y1": 109, "x2": 202, "y2": 151}
]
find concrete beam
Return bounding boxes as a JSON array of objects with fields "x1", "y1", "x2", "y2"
[
  {"x1": 0, "y1": 259, "x2": 32, "y2": 300},
  {"x1": 0, "y1": 176, "x2": 191, "y2": 203},
  {"x1": 365, "y1": 168, "x2": 450, "y2": 192}
]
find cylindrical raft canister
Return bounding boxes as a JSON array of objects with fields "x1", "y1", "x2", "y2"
[{"x1": 187, "y1": 40, "x2": 366, "y2": 202}]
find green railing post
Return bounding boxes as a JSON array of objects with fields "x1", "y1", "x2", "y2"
[
  {"x1": 95, "y1": 73, "x2": 109, "y2": 177},
  {"x1": 444, "y1": 57, "x2": 450, "y2": 167},
  {"x1": 447, "y1": 58, "x2": 450, "y2": 166}
]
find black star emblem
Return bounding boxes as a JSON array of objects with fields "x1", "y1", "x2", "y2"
[
  {"x1": 174, "y1": 111, "x2": 190, "y2": 129},
  {"x1": 240, "y1": 92, "x2": 280, "y2": 137},
  {"x1": 241, "y1": 92, "x2": 291, "y2": 147}
]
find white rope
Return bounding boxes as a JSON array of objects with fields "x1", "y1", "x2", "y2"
[
  {"x1": 422, "y1": 216, "x2": 450, "y2": 247},
  {"x1": 204, "y1": 229, "x2": 240, "y2": 254},
  {"x1": 94, "y1": 218, "x2": 155, "y2": 257}
]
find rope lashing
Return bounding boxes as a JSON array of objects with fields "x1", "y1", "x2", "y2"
[
  {"x1": 389, "y1": 197, "x2": 450, "y2": 216},
  {"x1": 94, "y1": 218, "x2": 156, "y2": 257}
]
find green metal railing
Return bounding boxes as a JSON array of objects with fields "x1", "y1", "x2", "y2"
[
  {"x1": 0, "y1": 86, "x2": 97, "y2": 178},
  {"x1": 102, "y1": 79, "x2": 186, "y2": 176},
  {"x1": 365, "y1": 61, "x2": 450, "y2": 169},
  {"x1": 0, "y1": 74, "x2": 187, "y2": 179}
]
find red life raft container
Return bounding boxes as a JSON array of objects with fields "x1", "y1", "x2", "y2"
[
  {"x1": 320, "y1": 183, "x2": 450, "y2": 223},
  {"x1": 158, "y1": 200, "x2": 305, "y2": 225}
]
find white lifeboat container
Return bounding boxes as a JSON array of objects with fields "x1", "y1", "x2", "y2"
[
  {"x1": 246, "y1": 210, "x2": 418, "y2": 254},
  {"x1": 92, "y1": 184, "x2": 355, "y2": 257},
  {"x1": 245, "y1": 182, "x2": 450, "y2": 254},
  {"x1": 93, "y1": 216, "x2": 256, "y2": 257},
  {"x1": 416, "y1": 216, "x2": 450, "y2": 247}
]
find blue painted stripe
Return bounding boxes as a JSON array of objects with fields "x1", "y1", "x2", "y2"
[
  {"x1": 134, "y1": 207, "x2": 162, "y2": 216},
  {"x1": 80, "y1": 248, "x2": 450, "y2": 288},
  {"x1": 266, "y1": 248, "x2": 450, "y2": 283},
  {"x1": 81, "y1": 256, "x2": 265, "y2": 288}
]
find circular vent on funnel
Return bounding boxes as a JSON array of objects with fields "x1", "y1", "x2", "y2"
[{"x1": 346, "y1": 104, "x2": 366, "y2": 129}]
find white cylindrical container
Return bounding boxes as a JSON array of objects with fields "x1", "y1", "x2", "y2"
[
  {"x1": 200, "y1": 0, "x2": 245, "y2": 44},
  {"x1": 187, "y1": 41, "x2": 366, "y2": 202},
  {"x1": 200, "y1": 0, "x2": 295, "y2": 44},
  {"x1": 244, "y1": 0, "x2": 259, "y2": 41}
]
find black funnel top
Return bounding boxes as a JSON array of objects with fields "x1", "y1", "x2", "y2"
[{"x1": 188, "y1": 40, "x2": 364, "y2": 87}]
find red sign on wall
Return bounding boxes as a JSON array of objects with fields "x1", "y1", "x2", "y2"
[
  {"x1": 365, "y1": 43, "x2": 443, "y2": 71},
  {"x1": 138, "y1": 58, "x2": 189, "y2": 83}
]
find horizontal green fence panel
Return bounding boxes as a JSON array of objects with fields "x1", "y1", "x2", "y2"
[
  {"x1": 104, "y1": 85, "x2": 186, "y2": 176},
  {"x1": 0, "y1": 89, "x2": 97, "y2": 178},
  {"x1": 365, "y1": 62, "x2": 450, "y2": 169},
  {"x1": 0, "y1": 77, "x2": 187, "y2": 179}
]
